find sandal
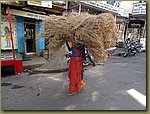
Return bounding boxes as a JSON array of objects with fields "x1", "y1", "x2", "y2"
[
  {"x1": 81, "y1": 80, "x2": 86, "y2": 88},
  {"x1": 67, "y1": 92, "x2": 78, "y2": 96}
]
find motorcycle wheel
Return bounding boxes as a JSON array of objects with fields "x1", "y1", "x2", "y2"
[
  {"x1": 89, "y1": 55, "x2": 96, "y2": 66},
  {"x1": 92, "y1": 61, "x2": 96, "y2": 66},
  {"x1": 123, "y1": 53, "x2": 128, "y2": 57},
  {"x1": 133, "y1": 53, "x2": 136, "y2": 56},
  {"x1": 138, "y1": 49, "x2": 142, "y2": 53}
]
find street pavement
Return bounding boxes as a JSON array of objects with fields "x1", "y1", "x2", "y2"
[{"x1": 1, "y1": 53, "x2": 146, "y2": 110}]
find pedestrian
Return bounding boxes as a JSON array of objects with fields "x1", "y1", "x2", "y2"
[{"x1": 66, "y1": 41, "x2": 86, "y2": 95}]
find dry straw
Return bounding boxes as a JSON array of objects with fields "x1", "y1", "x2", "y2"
[{"x1": 41, "y1": 13, "x2": 118, "y2": 61}]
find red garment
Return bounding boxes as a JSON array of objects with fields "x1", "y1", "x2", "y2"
[{"x1": 68, "y1": 48, "x2": 83, "y2": 93}]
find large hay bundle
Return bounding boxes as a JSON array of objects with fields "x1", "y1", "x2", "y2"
[{"x1": 41, "y1": 13, "x2": 118, "y2": 61}]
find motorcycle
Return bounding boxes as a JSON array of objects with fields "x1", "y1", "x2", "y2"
[
  {"x1": 65, "y1": 52, "x2": 71, "y2": 64},
  {"x1": 123, "y1": 41, "x2": 143, "y2": 57},
  {"x1": 65, "y1": 49, "x2": 96, "y2": 66},
  {"x1": 84, "y1": 49, "x2": 96, "y2": 66},
  {"x1": 134, "y1": 40, "x2": 143, "y2": 53}
]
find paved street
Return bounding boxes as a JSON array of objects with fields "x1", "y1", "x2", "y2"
[{"x1": 1, "y1": 53, "x2": 146, "y2": 110}]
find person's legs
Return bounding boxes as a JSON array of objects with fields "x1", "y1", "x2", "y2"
[
  {"x1": 81, "y1": 58, "x2": 86, "y2": 88},
  {"x1": 81, "y1": 80, "x2": 86, "y2": 88},
  {"x1": 68, "y1": 57, "x2": 82, "y2": 94}
]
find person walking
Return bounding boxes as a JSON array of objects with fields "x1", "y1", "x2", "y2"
[{"x1": 66, "y1": 42, "x2": 86, "y2": 95}]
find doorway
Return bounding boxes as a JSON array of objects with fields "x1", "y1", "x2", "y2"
[{"x1": 24, "y1": 20, "x2": 36, "y2": 54}]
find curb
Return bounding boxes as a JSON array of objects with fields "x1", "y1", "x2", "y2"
[
  {"x1": 34, "y1": 68, "x2": 69, "y2": 73},
  {"x1": 34, "y1": 64, "x2": 90, "y2": 73},
  {"x1": 112, "y1": 52, "x2": 125, "y2": 56},
  {"x1": 112, "y1": 50, "x2": 146, "y2": 57},
  {"x1": 22, "y1": 52, "x2": 127, "y2": 73},
  {"x1": 31, "y1": 64, "x2": 90, "y2": 74},
  {"x1": 23, "y1": 64, "x2": 44, "y2": 70}
]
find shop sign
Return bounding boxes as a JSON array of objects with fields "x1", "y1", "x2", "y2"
[
  {"x1": 81, "y1": 1, "x2": 121, "y2": 13},
  {"x1": 52, "y1": 1, "x2": 66, "y2": 5},
  {"x1": 132, "y1": 2, "x2": 146, "y2": 15},
  {"x1": 27, "y1": 1, "x2": 52, "y2": 8},
  {"x1": 1, "y1": 1, "x2": 22, "y2": 5},
  {"x1": 1, "y1": 1, "x2": 11, "y2": 4},
  {"x1": 6, "y1": 9, "x2": 49, "y2": 20},
  {"x1": 128, "y1": 20, "x2": 145, "y2": 28},
  {"x1": 1, "y1": 16, "x2": 18, "y2": 50},
  {"x1": 52, "y1": 1, "x2": 68, "y2": 9}
]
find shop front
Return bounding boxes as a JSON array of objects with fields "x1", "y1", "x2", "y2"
[
  {"x1": 126, "y1": 2, "x2": 146, "y2": 50},
  {"x1": 127, "y1": 19, "x2": 145, "y2": 40},
  {"x1": 115, "y1": 19, "x2": 127, "y2": 47},
  {"x1": 24, "y1": 19, "x2": 36, "y2": 54},
  {"x1": 8, "y1": 9, "x2": 46, "y2": 56},
  {"x1": 1, "y1": 7, "x2": 23, "y2": 75}
]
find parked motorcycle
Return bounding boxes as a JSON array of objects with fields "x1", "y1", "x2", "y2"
[
  {"x1": 84, "y1": 49, "x2": 96, "y2": 66},
  {"x1": 123, "y1": 40, "x2": 143, "y2": 57},
  {"x1": 65, "y1": 48, "x2": 96, "y2": 66},
  {"x1": 65, "y1": 52, "x2": 71, "y2": 64},
  {"x1": 134, "y1": 40, "x2": 143, "y2": 53}
]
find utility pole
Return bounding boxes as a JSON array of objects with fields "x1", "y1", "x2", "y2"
[{"x1": 7, "y1": 6, "x2": 17, "y2": 74}]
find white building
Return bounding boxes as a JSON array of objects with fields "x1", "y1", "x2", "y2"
[{"x1": 127, "y1": 1, "x2": 146, "y2": 50}]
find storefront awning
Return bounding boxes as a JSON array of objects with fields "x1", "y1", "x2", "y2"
[{"x1": 131, "y1": 14, "x2": 146, "y2": 19}]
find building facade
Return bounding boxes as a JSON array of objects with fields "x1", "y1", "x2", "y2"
[
  {"x1": 67, "y1": 1, "x2": 130, "y2": 47},
  {"x1": 126, "y1": 1, "x2": 146, "y2": 49},
  {"x1": 1, "y1": 1, "x2": 67, "y2": 57}
]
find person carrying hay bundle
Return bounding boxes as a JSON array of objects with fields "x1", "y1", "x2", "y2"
[
  {"x1": 41, "y1": 13, "x2": 117, "y2": 61},
  {"x1": 41, "y1": 13, "x2": 118, "y2": 95},
  {"x1": 66, "y1": 41, "x2": 86, "y2": 95}
]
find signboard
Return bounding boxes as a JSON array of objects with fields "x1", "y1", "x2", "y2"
[
  {"x1": 1, "y1": 16, "x2": 18, "y2": 50},
  {"x1": 52, "y1": 1, "x2": 68, "y2": 9},
  {"x1": 27, "y1": 1, "x2": 52, "y2": 8},
  {"x1": 132, "y1": 2, "x2": 146, "y2": 15},
  {"x1": 52, "y1": 1, "x2": 66, "y2": 5},
  {"x1": 6, "y1": 9, "x2": 49, "y2": 20},
  {"x1": 128, "y1": 20, "x2": 145, "y2": 28},
  {"x1": 81, "y1": 1, "x2": 121, "y2": 13},
  {"x1": 1, "y1": 1, "x2": 11, "y2": 4}
]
